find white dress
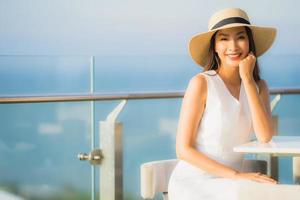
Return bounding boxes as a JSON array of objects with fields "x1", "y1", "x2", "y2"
[{"x1": 168, "y1": 70, "x2": 255, "y2": 200}]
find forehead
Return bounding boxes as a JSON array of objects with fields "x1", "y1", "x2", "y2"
[{"x1": 217, "y1": 26, "x2": 246, "y2": 36}]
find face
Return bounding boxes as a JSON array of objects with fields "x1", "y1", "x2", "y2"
[{"x1": 214, "y1": 26, "x2": 249, "y2": 68}]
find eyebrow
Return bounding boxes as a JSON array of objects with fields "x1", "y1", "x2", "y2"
[
  {"x1": 218, "y1": 31, "x2": 246, "y2": 37},
  {"x1": 236, "y1": 31, "x2": 246, "y2": 35}
]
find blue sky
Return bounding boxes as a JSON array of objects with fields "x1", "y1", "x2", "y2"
[{"x1": 0, "y1": 0, "x2": 299, "y2": 55}]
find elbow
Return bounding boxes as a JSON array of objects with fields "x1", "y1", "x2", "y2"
[
  {"x1": 258, "y1": 131, "x2": 274, "y2": 143},
  {"x1": 258, "y1": 137, "x2": 272, "y2": 143},
  {"x1": 257, "y1": 124, "x2": 274, "y2": 143},
  {"x1": 176, "y1": 145, "x2": 192, "y2": 160},
  {"x1": 176, "y1": 147, "x2": 185, "y2": 160}
]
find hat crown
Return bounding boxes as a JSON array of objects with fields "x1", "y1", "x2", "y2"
[{"x1": 208, "y1": 8, "x2": 250, "y2": 30}]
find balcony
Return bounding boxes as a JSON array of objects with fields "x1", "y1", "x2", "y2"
[{"x1": 0, "y1": 55, "x2": 300, "y2": 200}]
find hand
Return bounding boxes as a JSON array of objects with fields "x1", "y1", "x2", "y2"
[
  {"x1": 239, "y1": 52, "x2": 256, "y2": 81},
  {"x1": 234, "y1": 172, "x2": 278, "y2": 184}
]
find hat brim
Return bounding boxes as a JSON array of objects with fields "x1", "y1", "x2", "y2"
[{"x1": 188, "y1": 24, "x2": 277, "y2": 67}]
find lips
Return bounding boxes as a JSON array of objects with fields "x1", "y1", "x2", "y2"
[{"x1": 226, "y1": 53, "x2": 242, "y2": 60}]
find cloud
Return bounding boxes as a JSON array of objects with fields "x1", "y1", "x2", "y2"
[
  {"x1": 159, "y1": 117, "x2": 178, "y2": 139},
  {"x1": 0, "y1": 190, "x2": 24, "y2": 200},
  {"x1": 38, "y1": 123, "x2": 62, "y2": 135},
  {"x1": 123, "y1": 130, "x2": 162, "y2": 148},
  {"x1": 56, "y1": 104, "x2": 90, "y2": 122},
  {"x1": 20, "y1": 184, "x2": 58, "y2": 198},
  {"x1": 14, "y1": 142, "x2": 35, "y2": 151},
  {"x1": 0, "y1": 139, "x2": 35, "y2": 152}
]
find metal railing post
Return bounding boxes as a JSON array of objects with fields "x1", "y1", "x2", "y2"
[{"x1": 100, "y1": 100, "x2": 127, "y2": 200}]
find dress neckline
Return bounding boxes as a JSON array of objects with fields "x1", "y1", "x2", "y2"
[{"x1": 215, "y1": 73, "x2": 243, "y2": 104}]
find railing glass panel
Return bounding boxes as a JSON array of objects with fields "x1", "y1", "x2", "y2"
[
  {"x1": 0, "y1": 56, "x2": 91, "y2": 96},
  {"x1": 0, "y1": 102, "x2": 92, "y2": 200},
  {"x1": 94, "y1": 55, "x2": 199, "y2": 92},
  {"x1": 271, "y1": 94, "x2": 300, "y2": 184}
]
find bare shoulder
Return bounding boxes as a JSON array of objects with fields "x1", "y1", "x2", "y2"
[
  {"x1": 184, "y1": 73, "x2": 207, "y2": 102},
  {"x1": 186, "y1": 73, "x2": 207, "y2": 94}
]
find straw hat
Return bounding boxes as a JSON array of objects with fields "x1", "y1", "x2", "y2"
[{"x1": 189, "y1": 8, "x2": 277, "y2": 67}]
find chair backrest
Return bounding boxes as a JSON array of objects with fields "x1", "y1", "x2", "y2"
[
  {"x1": 293, "y1": 157, "x2": 300, "y2": 184},
  {"x1": 140, "y1": 159, "x2": 179, "y2": 199}
]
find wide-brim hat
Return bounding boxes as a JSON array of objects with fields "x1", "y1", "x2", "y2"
[{"x1": 189, "y1": 8, "x2": 277, "y2": 67}]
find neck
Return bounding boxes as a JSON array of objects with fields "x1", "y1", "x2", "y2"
[{"x1": 216, "y1": 65, "x2": 241, "y2": 86}]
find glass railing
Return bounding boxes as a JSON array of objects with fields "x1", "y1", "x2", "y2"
[
  {"x1": 0, "y1": 55, "x2": 91, "y2": 96},
  {"x1": 270, "y1": 94, "x2": 300, "y2": 184},
  {"x1": 0, "y1": 55, "x2": 96, "y2": 200},
  {"x1": 1, "y1": 55, "x2": 300, "y2": 200},
  {"x1": 1, "y1": 92, "x2": 300, "y2": 200},
  {"x1": 0, "y1": 101, "x2": 92, "y2": 200}
]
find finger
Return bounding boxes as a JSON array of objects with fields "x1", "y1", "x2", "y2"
[
  {"x1": 248, "y1": 51, "x2": 255, "y2": 58},
  {"x1": 259, "y1": 175, "x2": 277, "y2": 182},
  {"x1": 261, "y1": 179, "x2": 277, "y2": 184},
  {"x1": 255, "y1": 173, "x2": 275, "y2": 180},
  {"x1": 254, "y1": 177, "x2": 277, "y2": 184},
  {"x1": 255, "y1": 175, "x2": 278, "y2": 184},
  {"x1": 251, "y1": 173, "x2": 276, "y2": 183},
  {"x1": 248, "y1": 54, "x2": 254, "y2": 59}
]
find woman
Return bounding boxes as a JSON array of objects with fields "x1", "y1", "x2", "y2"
[{"x1": 168, "y1": 8, "x2": 278, "y2": 199}]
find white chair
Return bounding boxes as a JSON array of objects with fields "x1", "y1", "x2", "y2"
[
  {"x1": 140, "y1": 159, "x2": 268, "y2": 199},
  {"x1": 140, "y1": 159, "x2": 300, "y2": 200},
  {"x1": 293, "y1": 157, "x2": 300, "y2": 184},
  {"x1": 140, "y1": 159, "x2": 178, "y2": 200}
]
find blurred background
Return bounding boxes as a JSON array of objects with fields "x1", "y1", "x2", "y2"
[{"x1": 0, "y1": 0, "x2": 300, "y2": 199}]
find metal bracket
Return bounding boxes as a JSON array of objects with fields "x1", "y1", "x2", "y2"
[{"x1": 78, "y1": 149, "x2": 103, "y2": 165}]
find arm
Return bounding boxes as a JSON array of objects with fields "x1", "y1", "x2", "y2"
[
  {"x1": 243, "y1": 78, "x2": 274, "y2": 143},
  {"x1": 239, "y1": 52, "x2": 274, "y2": 143},
  {"x1": 176, "y1": 73, "x2": 277, "y2": 184},
  {"x1": 176, "y1": 74, "x2": 238, "y2": 179}
]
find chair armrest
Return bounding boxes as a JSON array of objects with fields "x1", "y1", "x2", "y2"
[{"x1": 140, "y1": 159, "x2": 178, "y2": 199}]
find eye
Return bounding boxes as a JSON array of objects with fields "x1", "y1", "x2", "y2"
[
  {"x1": 220, "y1": 38, "x2": 227, "y2": 41},
  {"x1": 238, "y1": 36, "x2": 246, "y2": 40}
]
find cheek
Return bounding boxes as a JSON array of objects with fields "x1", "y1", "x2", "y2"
[
  {"x1": 215, "y1": 43, "x2": 226, "y2": 55},
  {"x1": 240, "y1": 40, "x2": 250, "y2": 52}
]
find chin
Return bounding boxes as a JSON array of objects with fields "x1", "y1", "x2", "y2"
[{"x1": 224, "y1": 61, "x2": 240, "y2": 68}]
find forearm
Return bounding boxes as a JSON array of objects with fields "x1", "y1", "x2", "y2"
[
  {"x1": 177, "y1": 146, "x2": 238, "y2": 179},
  {"x1": 243, "y1": 78, "x2": 273, "y2": 142}
]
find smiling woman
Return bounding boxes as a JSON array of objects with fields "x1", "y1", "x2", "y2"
[
  {"x1": 166, "y1": 7, "x2": 295, "y2": 200},
  {"x1": 215, "y1": 27, "x2": 250, "y2": 65},
  {"x1": 207, "y1": 26, "x2": 261, "y2": 82}
]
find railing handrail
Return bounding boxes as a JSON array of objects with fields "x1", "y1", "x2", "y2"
[{"x1": 0, "y1": 87, "x2": 300, "y2": 104}]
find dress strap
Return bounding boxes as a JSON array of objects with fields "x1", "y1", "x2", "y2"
[{"x1": 203, "y1": 70, "x2": 217, "y2": 76}]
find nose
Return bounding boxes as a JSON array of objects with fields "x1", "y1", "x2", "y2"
[{"x1": 228, "y1": 39, "x2": 239, "y2": 52}]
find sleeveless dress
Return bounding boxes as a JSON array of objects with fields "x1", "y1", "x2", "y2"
[{"x1": 168, "y1": 70, "x2": 255, "y2": 200}]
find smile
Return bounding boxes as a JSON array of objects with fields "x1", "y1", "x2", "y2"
[{"x1": 226, "y1": 53, "x2": 242, "y2": 60}]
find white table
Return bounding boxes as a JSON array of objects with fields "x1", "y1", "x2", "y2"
[
  {"x1": 234, "y1": 136, "x2": 300, "y2": 156},
  {"x1": 234, "y1": 136, "x2": 300, "y2": 182}
]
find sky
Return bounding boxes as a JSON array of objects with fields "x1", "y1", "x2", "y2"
[{"x1": 0, "y1": 0, "x2": 299, "y2": 55}]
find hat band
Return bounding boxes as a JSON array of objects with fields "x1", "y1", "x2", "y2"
[{"x1": 211, "y1": 17, "x2": 250, "y2": 30}]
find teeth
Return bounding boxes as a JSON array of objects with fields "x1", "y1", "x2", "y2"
[{"x1": 227, "y1": 54, "x2": 240, "y2": 58}]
